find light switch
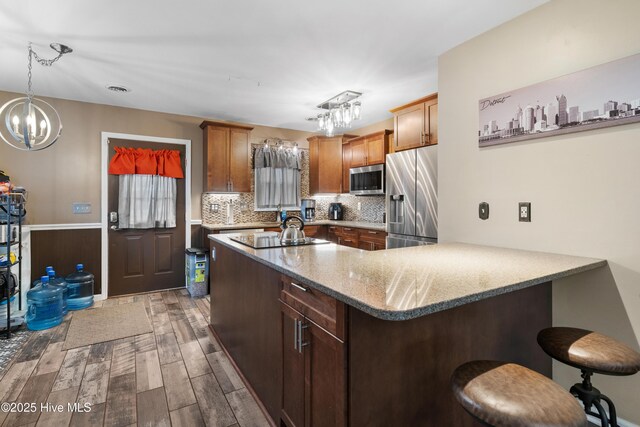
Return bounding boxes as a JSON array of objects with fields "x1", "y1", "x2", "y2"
[
  {"x1": 72, "y1": 202, "x2": 91, "y2": 214},
  {"x1": 519, "y1": 202, "x2": 531, "y2": 222}
]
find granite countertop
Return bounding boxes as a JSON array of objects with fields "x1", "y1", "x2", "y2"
[
  {"x1": 208, "y1": 234, "x2": 606, "y2": 321},
  {"x1": 202, "y1": 220, "x2": 386, "y2": 231}
]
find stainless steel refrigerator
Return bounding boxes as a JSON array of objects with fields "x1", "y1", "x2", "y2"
[{"x1": 385, "y1": 146, "x2": 438, "y2": 248}]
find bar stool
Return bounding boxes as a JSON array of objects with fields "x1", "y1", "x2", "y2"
[
  {"x1": 451, "y1": 360, "x2": 587, "y2": 426},
  {"x1": 538, "y1": 327, "x2": 640, "y2": 427}
]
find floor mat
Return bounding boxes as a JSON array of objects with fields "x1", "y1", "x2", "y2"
[{"x1": 63, "y1": 302, "x2": 152, "y2": 350}]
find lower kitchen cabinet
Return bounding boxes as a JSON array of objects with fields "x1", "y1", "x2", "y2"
[
  {"x1": 281, "y1": 301, "x2": 347, "y2": 427},
  {"x1": 357, "y1": 228, "x2": 386, "y2": 251},
  {"x1": 210, "y1": 239, "x2": 552, "y2": 427}
]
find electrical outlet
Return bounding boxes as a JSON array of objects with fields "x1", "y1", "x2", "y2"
[
  {"x1": 210, "y1": 204, "x2": 220, "y2": 213},
  {"x1": 357, "y1": 202, "x2": 362, "y2": 211},
  {"x1": 479, "y1": 202, "x2": 489, "y2": 220},
  {"x1": 519, "y1": 202, "x2": 531, "y2": 222},
  {"x1": 72, "y1": 202, "x2": 91, "y2": 214}
]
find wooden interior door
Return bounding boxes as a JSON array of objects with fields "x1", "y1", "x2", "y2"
[{"x1": 107, "y1": 138, "x2": 186, "y2": 297}]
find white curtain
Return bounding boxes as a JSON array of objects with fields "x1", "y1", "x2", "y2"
[
  {"x1": 254, "y1": 146, "x2": 301, "y2": 210},
  {"x1": 118, "y1": 175, "x2": 177, "y2": 229}
]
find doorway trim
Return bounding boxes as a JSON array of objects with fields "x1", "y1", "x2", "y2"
[{"x1": 100, "y1": 132, "x2": 192, "y2": 301}]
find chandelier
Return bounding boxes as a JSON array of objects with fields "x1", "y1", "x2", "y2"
[
  {"x1": 0, "y1": 42, "x2": 73, "y2": 151},
  {"x1": 307, "y1": 90, "x2": 362, "y2": 137}
]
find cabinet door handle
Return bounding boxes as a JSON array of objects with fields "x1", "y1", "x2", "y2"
[
  {"x1": 344, "y1": 228, "x2": 352, "y2": 231},
  {"x1": 368, "y1": 231, "x2": 378, "y2": 234},
  {"x1": 297, "y1": 320, "x2": 309, "y2": 353},
  {"x1": 293, "y1": 317, "x2": 298, "y2": 351},
  {"x1": 425, "y1": 133, "x2": 431, "y2": 144},
  {"x1": 290, "y1": 282, "x2": 308, "y2": 292}
]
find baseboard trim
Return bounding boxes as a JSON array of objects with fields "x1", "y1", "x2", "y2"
[
  {"x1": 29, "y1": 223, "x2": 102, "y2": 231},
  {"x1": 581, "y1": 401, "x2": 638, "y2": 427}
]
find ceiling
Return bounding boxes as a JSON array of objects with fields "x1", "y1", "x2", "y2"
[{"x1": 0, "y1": 0, "x2": 547, "y2": 131}]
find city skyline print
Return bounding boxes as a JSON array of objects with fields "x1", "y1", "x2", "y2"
[{"x1": 478, "y1": 52, "x2": 640, "y2": 147}]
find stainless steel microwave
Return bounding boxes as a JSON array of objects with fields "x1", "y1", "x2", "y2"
[{"x1": 349, "y1": 164, "x2": 385, "y2": 195}]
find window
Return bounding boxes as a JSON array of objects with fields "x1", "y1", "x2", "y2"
[{"x1": 254, "y1": 145, "x2": 301, "y2": 211}]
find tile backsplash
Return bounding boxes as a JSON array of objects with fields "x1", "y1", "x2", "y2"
[{"x1": 202, "y1": 146, "x2": 385, "y2": 224}]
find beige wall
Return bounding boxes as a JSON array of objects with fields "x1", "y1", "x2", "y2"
[
  {"x1": 350, "y1": 117, "x2": 394, "y2": 136},
  {"x1": 438, "y1": 0, "x2": 640, "y2": 422},
  {"x1": 0, "y1": 90, "x2": 313, "y2": 224}
]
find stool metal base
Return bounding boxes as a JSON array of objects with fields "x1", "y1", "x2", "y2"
[{"x1": 571, "y1": 370, "x2": 618, "y2": 427}]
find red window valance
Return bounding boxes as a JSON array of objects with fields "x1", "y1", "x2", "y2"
[{"x1": 108, "y1": 147, "x2": 184, "y2": 178}]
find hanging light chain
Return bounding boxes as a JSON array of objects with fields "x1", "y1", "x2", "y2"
[
  {"x1": 31, "y1": 45, "x2": 67, "y2": 67},
  {"x1": 27, "y1": 43, "x2": 33, "y2": 98}
]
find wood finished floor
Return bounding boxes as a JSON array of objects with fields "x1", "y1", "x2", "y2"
[{"x1": 0, "y1": 289, "x2": 271, "y2": 427}]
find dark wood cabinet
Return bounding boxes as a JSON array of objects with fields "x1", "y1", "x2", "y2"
[
  {"x1": 280, "y1": 274, "x2": 347, "y2": 427},
  {"x1": 390, "y1": 94, "x2": 438, "y2": 152},
  {"x1": 327, "y1": 226, "x2": 338, "y2": 244},
  {"x1": 281, "y1": 303, "x2": 306, "y2": 427},
  {"x1": 357, "y1": 228, "x2": 386, "y2": 251},
  {"x1": 336, "y1": 226, "x2": 359, "y2": 248},
  {"x1": 210, "y1": 237, "x2": 551, "y2": 427},
  {"x1": 308, "y1": 135, "x2": 357, "y2": 194},
  {"x1": 209, "y1": 241, "x2": 282, "y2": 422},
  {"x1": 330, "y1": 226, "x2": 387, "y2": 251},
  {"x1": 304, "y1": 225, "x2": 326, "y2": 240},
  {"x1": 200, "y1": 121, "x2": 253, "y2": 192}
]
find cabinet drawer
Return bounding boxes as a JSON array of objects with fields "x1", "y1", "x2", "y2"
[
  {"x1": 280, "y1": 275, "x2": 345, "y2": 340},
  {"x1": 304, "y1": 225, "x2": 321, "y2": 238},
  {"x1": 358, "y1": 228, "x2": 386, "y2": 244},
  {"x1": 338, "y1": 236, "x2": 358, "y2": 248},
  {"x1": 337, "y1": 226, "x2": 358, "y2": 238}
]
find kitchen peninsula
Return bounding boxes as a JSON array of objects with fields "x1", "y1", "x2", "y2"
[{"x1": 208, "y1": 234, "x2": 606, "y2": 426}]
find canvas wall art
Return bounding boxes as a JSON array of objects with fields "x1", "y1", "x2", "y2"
[{"x1": 478, "y1": 52, "x2": 640, "y2": 147}]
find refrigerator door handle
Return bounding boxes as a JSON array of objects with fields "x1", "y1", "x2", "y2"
[{"x1": 389, "y1": 194, "x2": 404, "y2": 224}]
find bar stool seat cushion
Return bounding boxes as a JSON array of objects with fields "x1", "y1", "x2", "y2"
[
  {"x1": 451, "y1": 360, "x2": 587, "y2": 427},
  {"x1": 538, "y1": 327, "x2": 640, "y2": 376}
]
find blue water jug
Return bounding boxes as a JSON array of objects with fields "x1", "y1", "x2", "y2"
[
  {"x1": 65, "y1": 264, "x2": 94, "y2": 310},
  {"x1": 46, "y1": 266, "x2": 68, "y2": 316},
  {"x1": 26, "y1": 275, "x2": 64, "y2": 331}
]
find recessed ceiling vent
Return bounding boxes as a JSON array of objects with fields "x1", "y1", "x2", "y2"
[{"x1": 106, "y1": 85, "x2": 131, "y2": 93}]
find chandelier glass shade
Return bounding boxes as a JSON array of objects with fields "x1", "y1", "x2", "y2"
[
  {"x1": 310, "y1": 91, "x2": 362, "y2": 137},
  {"x1": 0, "y1": 42, "x2": 71, "y2": 151}
]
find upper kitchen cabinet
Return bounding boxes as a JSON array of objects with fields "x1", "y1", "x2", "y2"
[
  {"x1": 308, "y1": 134, "x2": 357, "y2": 194},
  {"x1": 347, "y1": 130, "x2": 392, "y2": 167},
  {"x1": 389, "y1": 93, "x2": 438, "y2": 152},
  {"x1": 200, "y1": 120, "x2": 254, "y2": 192}
]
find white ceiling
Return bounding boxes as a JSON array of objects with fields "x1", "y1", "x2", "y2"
[{"x1": 0, "y1": 0, "x2": 547, "y2": 131}]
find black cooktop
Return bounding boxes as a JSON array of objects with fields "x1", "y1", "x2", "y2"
[{"x1": 229, "y1": 234, "x2": 330, "y2": 249}]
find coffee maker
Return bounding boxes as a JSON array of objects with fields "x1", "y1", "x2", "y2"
[
  {"x1": 300, "y1": 199, "x2": 316, "y2": 222},
  {"x1": 328, "y1": 203, "x2": 343, "y2": 220}
]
